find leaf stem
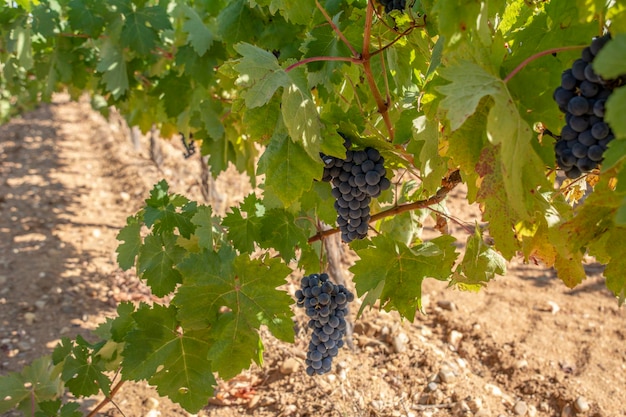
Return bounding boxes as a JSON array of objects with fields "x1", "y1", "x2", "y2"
[
  {"x1": 308, "y1": 170, "x2": 462, "y2": 243},
  {"x1": 315, "y1": 0, "x2": 360, "y2": 59},
  {"x1": 503, "y1": 45, "x2": 586, "y2": 84},
  {"x1": 87, "y1": 379, "x2": 126, "y2": 417},
  {"x1": 284, "y1": 56, "x2": 361, "y2": 73}
]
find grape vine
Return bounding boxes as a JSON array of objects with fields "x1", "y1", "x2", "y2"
[{"x1": 1, "y1": 0, "x2": 626, "y2": 415}]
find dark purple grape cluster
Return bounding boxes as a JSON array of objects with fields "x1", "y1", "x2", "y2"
[
  {"x1": 553, "y1": 35, "x2": 622, "y2": 179},
  {"x1": 321, "y1": 138, "x2": 391, "y2": 243},
  {"x1": 378, "y1": 0, "x2": 407, "y2": 13},
  {"x1": 295, "y1": 273, "x2": 354, "y2": 376}
]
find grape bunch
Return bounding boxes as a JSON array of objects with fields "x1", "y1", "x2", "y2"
[
  {"x1": 553, "y1": 34, "x2": 623, "y2": 179},
  {"x1": 295, "y1": 273, "x2": 354, "y2": 376},
  {"x1": 377, "y1": 0, "x2": 407, "y2": 13},
  {"x1": 321, "y1": 138, "x2": 391, "y2": 243}
]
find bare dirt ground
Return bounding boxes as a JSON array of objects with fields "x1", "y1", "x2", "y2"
[{"x1": 1, "y1": 96, "x2": 625, "y2": 417}]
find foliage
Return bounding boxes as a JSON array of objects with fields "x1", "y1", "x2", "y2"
[{"x1": 1, "y1": 0, "x2": 625, "y2": 414}]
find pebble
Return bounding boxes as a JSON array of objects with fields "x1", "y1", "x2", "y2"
[
  {"x1": 448, "y1": 330, "x2": 463, "y2": 347},
  {"x1": 17, "y1": 341, "x2": 31, "y2": 351},
  {"x1": 248, "y1": 394, "x2": 260, "y2": 408},
  {"x1": 426, "y1": 381, "x2": 438, "y2": 392},
  {"x1": 24, "y1": 312, "x2": 36, "y2": 325},
  {"x1": 0, "y1": 275, "x2": 6, "y2": 285},
  {"x1": 452, "y1": 400, "x2": 471, "y2": 415},
  {"x1": 513, "y1": 401, "x2": 528, "y2": 416},
  {"x1": 515, "y1": 359, "x2": 529, "y2": 369},
  {"x1": 468, "y1": 397, "x2": 483, "y2": 412},
  {"x1": 574, "y1": 396, "x2": 590, "y2": 413},
  {"x1": 145, "y1": 410, "x2": 160, "y2": 417},
  {"x1": 485, "y1": 383, "x2": 503, "y2": 397},
  {"x1": 34, "y1": 300, "x2": 46, "y2": 310},
  {"x1": 392, "y1": 332, "x2": 409, "y2": 353},
  {"x1": 437, "y1": 300, "x2": 456, "y2": 311},
  {"x1": 561, "y1": 404, "x2": 575, "y2": 417},
  {"x1": 438, "y1": 368, "x2": 456, "y2": 383},
  {"x1": 474, "y1": 410, "x2": 490, "y2": 417},
  {"x1": 280, "y1": 358, "x2": 300, "y2": 374},
  {"x1": 144, "y1": 397, "x2": 159, "y2": 409}
]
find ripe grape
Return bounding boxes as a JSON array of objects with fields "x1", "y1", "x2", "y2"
[
  {"x1": 552, "y1": 34, "x2": 621, "y2": 178},
  {"x1": 295, "y1": 273, "x2": 354, "y2": 376},
  {"x1": 321, "y1": 136, "x2": 391, "y2": 243}
]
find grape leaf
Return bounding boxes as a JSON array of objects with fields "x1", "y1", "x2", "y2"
[
  {"x1": 593, "y1": 33, "x2": 626, "y2": 80},
  {"x1": 174, "y1": 251, "x2": 294, "y2": 379},
  {"x1": 121, "y1": 303, "x2": 216, "y2": 413},
  {"x1": 234, "y1": 42, "x2": 289, "y2": 108},
  {"x1": 282, "y1": 67, "x2": 324, "y2": 161},
  {"x1": 475, "y1": 146, "x2": 520, "y2": 259},
  {"x1": 191, "y1": 205, "x2": 214, "y2": 250},
  {"x1": 452, "y1": 227, "x2": 506, "y2": 291},
  {"x1": 259, "y1": 208, "x2": 309, "y2": 262},
  {"x1": 217, "y1": 0, "x2": 264, "y2": 44},
  {"x1": 120, "y1": 5, "x2": 172, "y2": 56},
  {"x1": 179, "y1": 4, "x2": 214, "y2": 56},
  {"x1": 605, "y1": 87, "x2": 626, "y2": 140},
  {"x1": 603, "y1": 227, "x2": 626, "y2": 304},
  {"x1": 137, "y1": 233, "x2": 186, "y2": 297},
  {"x1": 61, "y1": 336, "x2": 111, "y2": 397},
  {"x1": 351, "y1": 235, "x2": 458, "y2": 321},
  {"x1": 144, "y1": 180, "x2": 196, "y2": 238},
  {"x1": 0, "y1": 356, "x2": 61, "y2": 414},
  {"x1": 116, "y1": 215, "x2": 142, "y2": 270},
  {"x1": 257, "y1": 130, "x2": 320, "y2": 207},
  {"x1": 96, "y1": 39, "x2": 128, "y2": 100},
  {"x1": 110, "y1": 302, "x2": 136, "y2": 343},
  {"x1": 67, "y1": 0, "x2": 104, "y2": 38},
  {"x1": 222, "y1": 194, "x2": 264, "y2": 254}
]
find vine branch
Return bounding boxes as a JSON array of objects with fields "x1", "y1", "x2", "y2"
[
  {"x1": 315, "y1": 0, "x2": 360, "y2": 58},
  {"x1": 87, "y1": 379, "x2": 126, "y2": 417},
  {"x1": 308, "y1": 169, "x2": 462, "y2": 243},
  {"x1": 503, "y1": 45, "x2": 586, "y2": 84},
  {"x1": 362, "y1": 0, "x2": 395, "y2": 141}
]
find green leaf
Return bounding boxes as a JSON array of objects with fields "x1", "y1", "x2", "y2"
[
  {"x1": 144, "y1": 180, "x2": 196, "y2": 238},
  {"x1": 191, "y1": 206, "x2": 214, "y2": 250},
  {"x1": 61, "y1": 336, "x2": 111, "y2": 397},
  {"x1": 116, "y1": 215, "x2": 142, "y2": 270},
  {"x1": 120, "y1": 5, "x2": 171, "y2": 55},
  {"x1": 110, "y1": 302, "x2": 136, "y2": 343},
  {"x1": 259, "y1": 208, "x2": 309, "y2": 262},
  {"x1": 222, "y1": 194, "x2": 264, "y2": 254},
  {"x1": 96, "y1": 39, "x2": 128, "y2": 99},
  {"x1": 257, "y1": 130, "x2": 320, "y2": 206},
  {"x1": 121, "y1": 304, "x2": 216, "y2": 413},
  {"x1": 282, "y1": 68, "x2": 324, "y2": 160},
  {"x1": 452, "y1": 227, "x2": 506, "y2": 291},
  {"x1": 593, "y1": 33, "x2": 626, "y2": 80},
  {"x1": 603, "y1": 227, "x2": 626, "y2": 304},
  {"x1": 0, "y1": 356, "x2": 62, "y2": 414},
  {"x1": 605, "y1": 87, "x2": 626, "y2": 139},
  {"x1": 137, "y1": 233, "x2": 186, "y2": 297},
  {"x1": 351, "y1": 235, "x2": 458, "y2": 321},
  {"x1": 234, "y1": 43, "x2": 289, "y2": 108},
  {"x1": 67, "y1": 0, "x2": 104, "y2": 38},
  {"x1": 217, "y1": 0, "x2": 263, "y2": 44},
  {"x1": 174, "y1": 252, "x2": 293, "y2": 379},
  {"x1": 180, "y1": 4, "x2": 214, "y2": 56}
]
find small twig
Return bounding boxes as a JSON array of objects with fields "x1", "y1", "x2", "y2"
[
  {"x1": 503, "y1": 45, "x2": 586, "y2": 83},
  {"x1": 315, "y1": 0, "x2": 360, "y2": 58},
  {"x1": 86, "y1": 380, "x2": 126, "y2": 417},
  {"x1": 308, "y1": 170, "x2": 461, "y2": 243},
  {"x1": 285, "y1": 56, "x2": 361, "y2": 73},
  {"x1": 370, "y1": 25, "x2": 417, "y2": 57}
]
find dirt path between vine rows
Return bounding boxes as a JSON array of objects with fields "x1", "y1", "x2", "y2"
[{"x1": 1, "y1": 96, "x2": 625, "y2": 417}]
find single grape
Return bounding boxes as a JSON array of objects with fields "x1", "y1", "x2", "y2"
[
  {"x1": 587, "y1": 145, "x2": 604, "y2": 162},
  {"x1": 567, "y1": 96, "x2": 589, "y2": 116},
  {"x1": 591, "y1": 122, "x2": 610, "y2": 140}
]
